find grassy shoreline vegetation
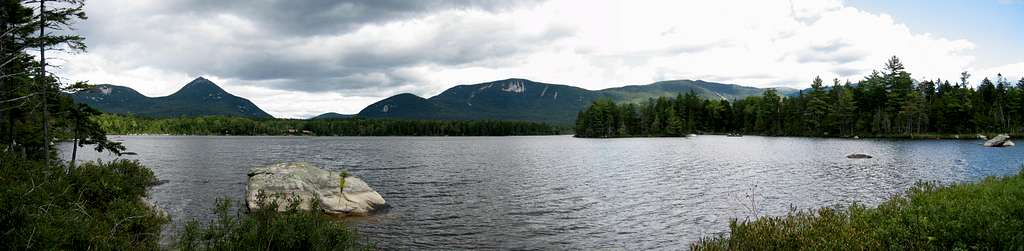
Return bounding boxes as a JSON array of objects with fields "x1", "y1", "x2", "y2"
[
  {"x1": 93, "y1": 114, "x2": 567, "y2": 136},
  {"x1": 576, "y1": 57, "x2": 1024, "y2": 138},
  {"x1": 0, "y1": 153, "x2": 168, "y2": 249},
  {"x1": 691, "y1": 169, "x2": 1024, "y2": 250},
  {"x1": 177, "y1": 199, "x2": 371, "y2": 250}
]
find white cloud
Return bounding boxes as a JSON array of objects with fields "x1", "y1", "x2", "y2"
[
  {"x1": 56, "y1": 0, "x2": 987, "y2": 118},
  {"x1": 976, "y1": 62, "x2": 1024, "y2": 84},
  {"x1": 220, "y1": 84, "x2": 382, "y2": 119}
]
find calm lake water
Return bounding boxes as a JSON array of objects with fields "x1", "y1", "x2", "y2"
[{"x1": 60, "y1": 135, "x2": 1024, "y2": 250}]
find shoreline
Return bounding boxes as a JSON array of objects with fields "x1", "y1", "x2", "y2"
[
  {"x1": 108, "y1": 131, "x2": 1019, "y2": 139},
  {"x1": 107, "y1": 133, "x2": 571, "y2": 137},
  {"x1": 574, "y1": 132, "x2": 1023, "y2": 140},
  {"x1": 692, "y1": 167, "x2": 1024, "y2": 249}
]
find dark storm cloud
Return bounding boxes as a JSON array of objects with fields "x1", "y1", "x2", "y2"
[
  {"x1": 76, "y1": 0, "x2": 553, "y2": 95},
  {"x1": 201, "y1": 17, "x2": 571, "y2": 93},
  {"x1": 162, "y1": 0, "x2": 542, "y2": 35}
]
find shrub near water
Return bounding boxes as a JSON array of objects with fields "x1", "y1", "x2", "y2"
[
  {"x1": 177, "y1": 198, "x2": 370, "y2": 251},
  {"x1": 692, "y1": 169, "x2": 1024, "y2": 250},
  {"x1": 0, "y1": 153, "x2": 168, "y2": 250}
]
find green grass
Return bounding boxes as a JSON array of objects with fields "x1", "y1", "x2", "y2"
[
  {"x1": 177, "y1": 198, "x2": 371, "y2": 251},
  {"x1": 692, "y1": 169, "x2": 1024, "y2": 250}
]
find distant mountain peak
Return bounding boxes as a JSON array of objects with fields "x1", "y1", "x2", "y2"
[
  {"x1": 392, "y1": 93, "x2": 423, "y2": 98},
  {"x1": 501, "y1": 78, "x2": 531, "y2": 82},
  {"x1": 72, "y1": 77, "x2": 273, "y2": 118},
  {"x1": 183, "y1": 77, "x2": 222, "y2": 89},
  {"x1": 310, "y1": 112, "x2": 354, "y2": 120},
  {"x1": 172, "y1": 77, "x2": 229, "y2": 97}
]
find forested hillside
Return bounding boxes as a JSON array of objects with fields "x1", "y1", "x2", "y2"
[
  {"x1": 357, "y1": 78, "x2": 797, "y2": 124},
  {"x1": 93, "y1": 114, "x2": 564, "y2": 136},
  {"x1": 576, "y1": 57, "x2": 1024, "y2": 138},
  {"x1": 72, "y1": 77, "x2": 272, "y2": 118}
]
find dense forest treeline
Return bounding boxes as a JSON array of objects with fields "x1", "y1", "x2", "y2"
[
  {"x1": 577, "y1": 57, "x2": 1024, "y2": 138},
  {"x1": 93, "y1": 114, "x2": 565, "y2": 136}
]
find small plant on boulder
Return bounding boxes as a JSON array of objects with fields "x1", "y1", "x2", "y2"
[{"x1": 339, "y1": 170, "x2": 351, "y2": 193}]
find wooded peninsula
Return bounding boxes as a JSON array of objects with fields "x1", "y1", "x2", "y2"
[{"x1": 576, "y1": 57, "x2": 1024, "y2": 138}]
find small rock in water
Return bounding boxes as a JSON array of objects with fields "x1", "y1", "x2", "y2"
[
  {"x1": 846, "y1": 153, "x2": 873, "y2": 159},
  {"x1": 983, "y1": 134, "x2": 1014, "y2": 147}
]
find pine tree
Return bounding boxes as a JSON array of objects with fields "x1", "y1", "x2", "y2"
[
  {"x1": 666, "y1": 112, "x2": 683, "y2": 136},
  {"x1": 805, "y1": 76, "x2": 830, "y2": 135},
  {"x1": 1, "y1": 0, "x2": 37, "y2": 148}
]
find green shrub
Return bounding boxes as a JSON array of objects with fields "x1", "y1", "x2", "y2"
[
  {"x1": 0, "y1": 153, "x2": 168, "y2": 250},
  {"x1": 692, "y1": 169, "x2": 1024, "y2": 250},
  {"x1": 339, "y1": 170, "x2": 350, "y2": 193},
  {"x1": 177, "y1": 197, "x2": 370, "y2": 251}
]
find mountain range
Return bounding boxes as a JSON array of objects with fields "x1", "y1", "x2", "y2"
[
  {"x1": 72, "y1": 77, "x2": 798, "y2": 123},
  {"x1": 310, "y1": 112, "x2": 355, "y2": 120},
  {"x1": 71, "y1": 77, "x2": 272, "y2": 118},
  {"x1": 356, "y1": 78, "x2": 798, "y2": 124}
]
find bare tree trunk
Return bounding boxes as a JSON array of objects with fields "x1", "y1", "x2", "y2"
[
  {"x1": 39, "y1": 0, "x2": 50, "y2": 167},
  {"x1": 70, "y1": 113, "x2": 79, "y2": 169},
  {"x1": 1, "y1": 11, "x2": 8, "y2": 146},
  {"x1": 70, "y1": 132, "x2": 77, "y2": 169}
]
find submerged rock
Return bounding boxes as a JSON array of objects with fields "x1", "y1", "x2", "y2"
[
  {"x1": 246, "y1": 162, "x2": 387, "y2": 216},
  {"x1": 846, "y1": 153, "x2": 873, "y2": 159},
  {"x1": 151, "y1": 179, "x2": 170, "y2": 186},
  {"x1": 984, "y1": 134, "x2": 1014, "y2": 147}
]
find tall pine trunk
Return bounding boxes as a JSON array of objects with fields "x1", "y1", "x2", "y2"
[
  {"x1": 70, "y1": 137, "x2": 77, "y2": 168},
  {"x1": 1, "y1": 13, "x2": 9, "y2": 146},
  {"x1": 38, "y1": 0, "x2": 49, "y2": 166}
]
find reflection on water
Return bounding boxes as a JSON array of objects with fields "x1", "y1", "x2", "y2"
[{"x1": 60, "y1": 135, "x2": 1024, "y2": 250}]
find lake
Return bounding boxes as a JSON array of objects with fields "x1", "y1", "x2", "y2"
[{"x1": 59, "y1": 135, "x2": 1024, "y2": 250}]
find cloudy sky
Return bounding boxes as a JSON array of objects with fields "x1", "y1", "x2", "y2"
[{"x1": 54, "y1": 0, "x2": 1024, "y2": 118}]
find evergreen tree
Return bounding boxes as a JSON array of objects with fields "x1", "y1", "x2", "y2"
[
  {"x1": 805, "y1": 76, "x2": 830, "y2": 135},
  {"x1": 0, "y1": 0, "x2": 96, "y2": 161}
]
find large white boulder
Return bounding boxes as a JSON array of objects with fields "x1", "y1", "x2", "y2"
[
  {"x1": 246, "y1": 162, "x2": 386, "y2": 216},
  {"x1": 984, "y1": 134, "x2": 1014, "y2": 147}
]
